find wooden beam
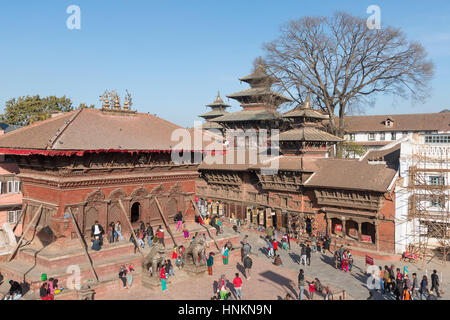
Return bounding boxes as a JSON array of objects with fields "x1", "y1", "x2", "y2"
[
  {"x1": 8, "y1": 205, "x2": 42, "y2": 262},
  {"x1": 68, "y1": 207, "x2": 99, "y2": 282},
  {"x1": 12, "y1": 203, "x2": 28, "y2": 233},
  {"x1": 118, "y1": 199, "x2": 144, "y2": 256},
  {"x1": 154, "y1": 197, "x2": 177, "y2": 247}
]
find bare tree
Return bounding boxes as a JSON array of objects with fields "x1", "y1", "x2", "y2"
[{"x1": 263, "y1": 12, "x2": 434, "y2": 156}]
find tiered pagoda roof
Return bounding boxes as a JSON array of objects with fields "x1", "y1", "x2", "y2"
[
  {"x1": 212, "y1": 62, "x2": 292, "y2": 124},
  {"x1": 198, "y1": 92, "x2": 231, "y2": 120}
]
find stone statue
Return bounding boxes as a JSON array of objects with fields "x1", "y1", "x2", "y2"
[
  {"x1": 184, "y1": 236, "x2": 206, "y2": 266},
  {"x1": 142, "y1": 242, "x2": 166, "y2": 278}
]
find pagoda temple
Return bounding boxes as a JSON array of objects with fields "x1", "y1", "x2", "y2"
[
  {"x1": 212, "y1": 62, "x2": 292, "y2": 133},
  {"x1": 196, "y1": 64, "x2": 398, "y2": 255},
  {"x1": 0, "y1": 99, "x2": 231, "y2": 292},
  {"x1": 198, "y1": 92, "x2": 230, "y2": 133}
]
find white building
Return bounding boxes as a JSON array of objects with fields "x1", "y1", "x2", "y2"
[
  {"x1": 343, "y1": 112, "x2": 450, "y2": 158},
  {"x1": 394, "y1": 133, "x2": 450, "y2": 255}
]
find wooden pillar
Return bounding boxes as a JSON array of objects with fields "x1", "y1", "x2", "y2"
[
  {"x1": 342, "y1": 217, "x2": 347, "y2": 239},
  {"x1": 375, "y1": 221, "x2": 380, "y2": 251},
  {"x1": 326, "y1": 218, "x2": 332, "y2": 236},
  {"x1": 358, "y1": 222, "x2": 362, "y2": 242}
]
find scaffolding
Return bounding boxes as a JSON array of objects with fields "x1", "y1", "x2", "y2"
[{"x1": 407, "y1": 143, "x2": 450, "y2": 265}]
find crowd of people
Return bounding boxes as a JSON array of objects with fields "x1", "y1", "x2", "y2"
[{"x1": 373, "y1": 265, "x2": 442, "y2": 300}]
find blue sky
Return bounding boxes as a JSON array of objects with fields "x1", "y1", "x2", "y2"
[{"x1": 0, "y1": 0, "x2": 449, "y2": 127}]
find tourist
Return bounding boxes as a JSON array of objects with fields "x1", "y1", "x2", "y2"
[
  {"x1": 411, "y1": 273, "x2": 418, "y2": 300},
  {"x1": 171, "y1": 245, "x2": 178, "y2": 260},
  {"x1": 315, "y1": 278, "x2": 323, "y2": 298},
  {"x1": 300, "y1": 244, "x2": 307, "y2": 266},
  {"x1": 333, "y1": 250, "x2": 340, "y2": 269},
  {"x1": 273, "y1": 238, "x2": 278, "y2": 256},
  {"x1": 338, "y1": 245, "x2": 345, "y2": 261},
  {"x1": 403, "y1": 274, "x2": 411, "y2": 298},
  {"x1": 210, "y1": 216, "x2": 220, "y2": 236},
  {"x1": 311, "y1": 235, "x2": 317, "y2": 253},
  {"x1": 157, "y1": 225, "x2": 165, "y2": 247},
  {"x1": 394, "y1": 271, "x2": 403, "y2": 300},
  {"x1": 309, "y1": 280, "x2": 316, "y2": 300},
  {"x1": 137, "y1": 227, "x2": 145, "y2": 248},
  {"x1": 323, "y1": 236, "x2": 331, "y2": 254},
  {"x1": 219, "y1": 285, "x2": 230, "y2": 300},
  {"x1": 176, "y1": 246, "x2": 185, "y2": 270},
  {"x1": 119, "y1": 265, "x2": 128, "y2": 289},
  {"x1": 267, "y1": 239, "x2": 274, "y2": 258},
  {"x1": 39, "y1": 282, "x2": 52, "y2": 300},
  {"x1": 233, "y1": 273, "x2": 243, "y2": 300},
  {"x1": 3, "y1": 280, "x2": 22, "y2": 300},
  {"x1": 91, "y1": 235, "x2": 102, "y2": 251},
  {"x1": 126, "y1": 264, "x2": 135, "y2": 288},
  {"x1": 379, "y1": 266, "x2": 385, "y2": 294},
  {"x1": 222, "y1": 244, "x2": 229, "y2": 265},
  {"x1": 420, "y1": 275, "x2": 429, "y2": 300},
  {"x1": 175, "y1": 211, "x2": 183, "y2": 231},
  {"x1": 51, "y1": 278, "x2": 63, "y2": 295},
  {"x1": 146, "y1": 223, "x2": 153, "y2": 247},
  {"x1": 207, "y1": 252, "x2": 214, "y2": 275},
  {"x1": 430, "y1": 269, "x2": 441, "y2": 298},
  {"x1": 183, "y1": 222, "x2": 190, "y2": 240},
  {"x1": 166, "y1": 259, "x2": 175, "y2": 278},
  {"x1": 215, "y1": 216, "x2": 223, "y2": 234},
  {"x1": 160, "y1": 264, "x2": 167, "y2": 292},
  {"x1": 347, "y1": 250, "x2": 353, "y2": 272},
  {"x1": 274, "y1": 254, "x2": 283, "y2": 266},
  {"x1": 115, "y1": 221, "x2": 125, "y2": 241},
  {"x1": 130, "y1": 233, "x2": 138, "y2": 254},
  {"x1": 305, "y1": 244, "x2": 312, "y2": 266},
  {"x1": 108, "y1": 222, "x2": 116, "y2": 243},
  {"x1": 402, "y1": 285, "x2": 411, "y2": 300},
  {"x1": 91, "y1": 220, "x2": 105, "y2": 245},
  {"x1": 266, "y1": 226, "x2": 273, "y2": 239},
  {"x1": 341, "y1": 250, "x2": 349, "y2": 272},
  {"x1": 298, "y1": 269, "x2": 305, "y2": 300},
  {"x1": 243, "y1": 254, "x2": 252, "y2": 280}
]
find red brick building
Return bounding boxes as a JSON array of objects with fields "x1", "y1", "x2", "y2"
[
  {"x1": 0, "y1": 101, "x2": 210, "y2": 284},
  {"x1": 196, "y1": 63, "x2": 398, "y2": 255}
]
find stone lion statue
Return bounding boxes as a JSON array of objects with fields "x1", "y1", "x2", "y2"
[
  {"x1": 184, "y1": 236, "x2": 206, "y2": 266},
  {"x1": 142, "y1": 242, "x2": 166, "y2": 277}
]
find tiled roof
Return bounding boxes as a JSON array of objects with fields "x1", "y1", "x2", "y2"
[
  {"x1": 227, "y1": 87, "x2": 292, "y2": 103},
  {"x1": 0, "y1": 108, "x2": 207, "y2": 152},
  {"x1": 212, "y1": 108, "x2": 284, "y2": 123},
  {"x1": 344, "y1": 112, "x2": 450, "y2": 133},
  {"x1": 250, "y1": 155, "x2": 319, "y2": 172},
  {"x1": 276, "y1": 127, "x2": 343, "y2": 142},
  {"x1": 305, "y1": 158, "x2": 397, "y2": 193}
]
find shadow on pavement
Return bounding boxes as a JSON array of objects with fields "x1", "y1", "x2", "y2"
[{"x1": 259, "y1": 270, "x2": 298, "y2": 297}]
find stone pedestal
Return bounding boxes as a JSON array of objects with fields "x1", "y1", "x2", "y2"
[
  {"x1": 78, "y1": 284, "x2": 96, "y2": 300},
  {"x1": 141, "y1": 273, "x2": 171, "y2": 290},
  {"x1": 183, "y1": 263, "x2": 207, "y2": 277}
]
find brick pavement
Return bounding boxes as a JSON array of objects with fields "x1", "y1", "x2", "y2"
[
  {"x1": 103, "y1": 250, "x2": 346, "y2": 300},
  {"x1": 238, "y1": 228, "x2": 449, "y2": 300}
]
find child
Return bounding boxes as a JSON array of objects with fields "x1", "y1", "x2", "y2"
[
  {"x1": 309, "y1": 281, "x2": 316, "y2": 300},
  {"x1": 172, "y1": 245, "x2": 178, "y2": 260},
  {"x1": 183, "y1": 223, "x2": 190, "y2": 240}
]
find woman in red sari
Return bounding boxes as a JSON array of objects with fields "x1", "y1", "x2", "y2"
[{"x1": 341, "y1": 250, "x2": 349, "y2": 272}]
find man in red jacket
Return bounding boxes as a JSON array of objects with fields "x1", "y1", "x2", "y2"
[
  {"x1": 233, "y1": 273, "x2": 243, "y2": 300},
  {"x1": 273, "y1": 239, "x2": 278, "y2": 256}
]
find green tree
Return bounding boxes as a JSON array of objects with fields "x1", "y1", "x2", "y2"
[{"x1": 1, "y1": 95, "x2": 74, "y2": 126}]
